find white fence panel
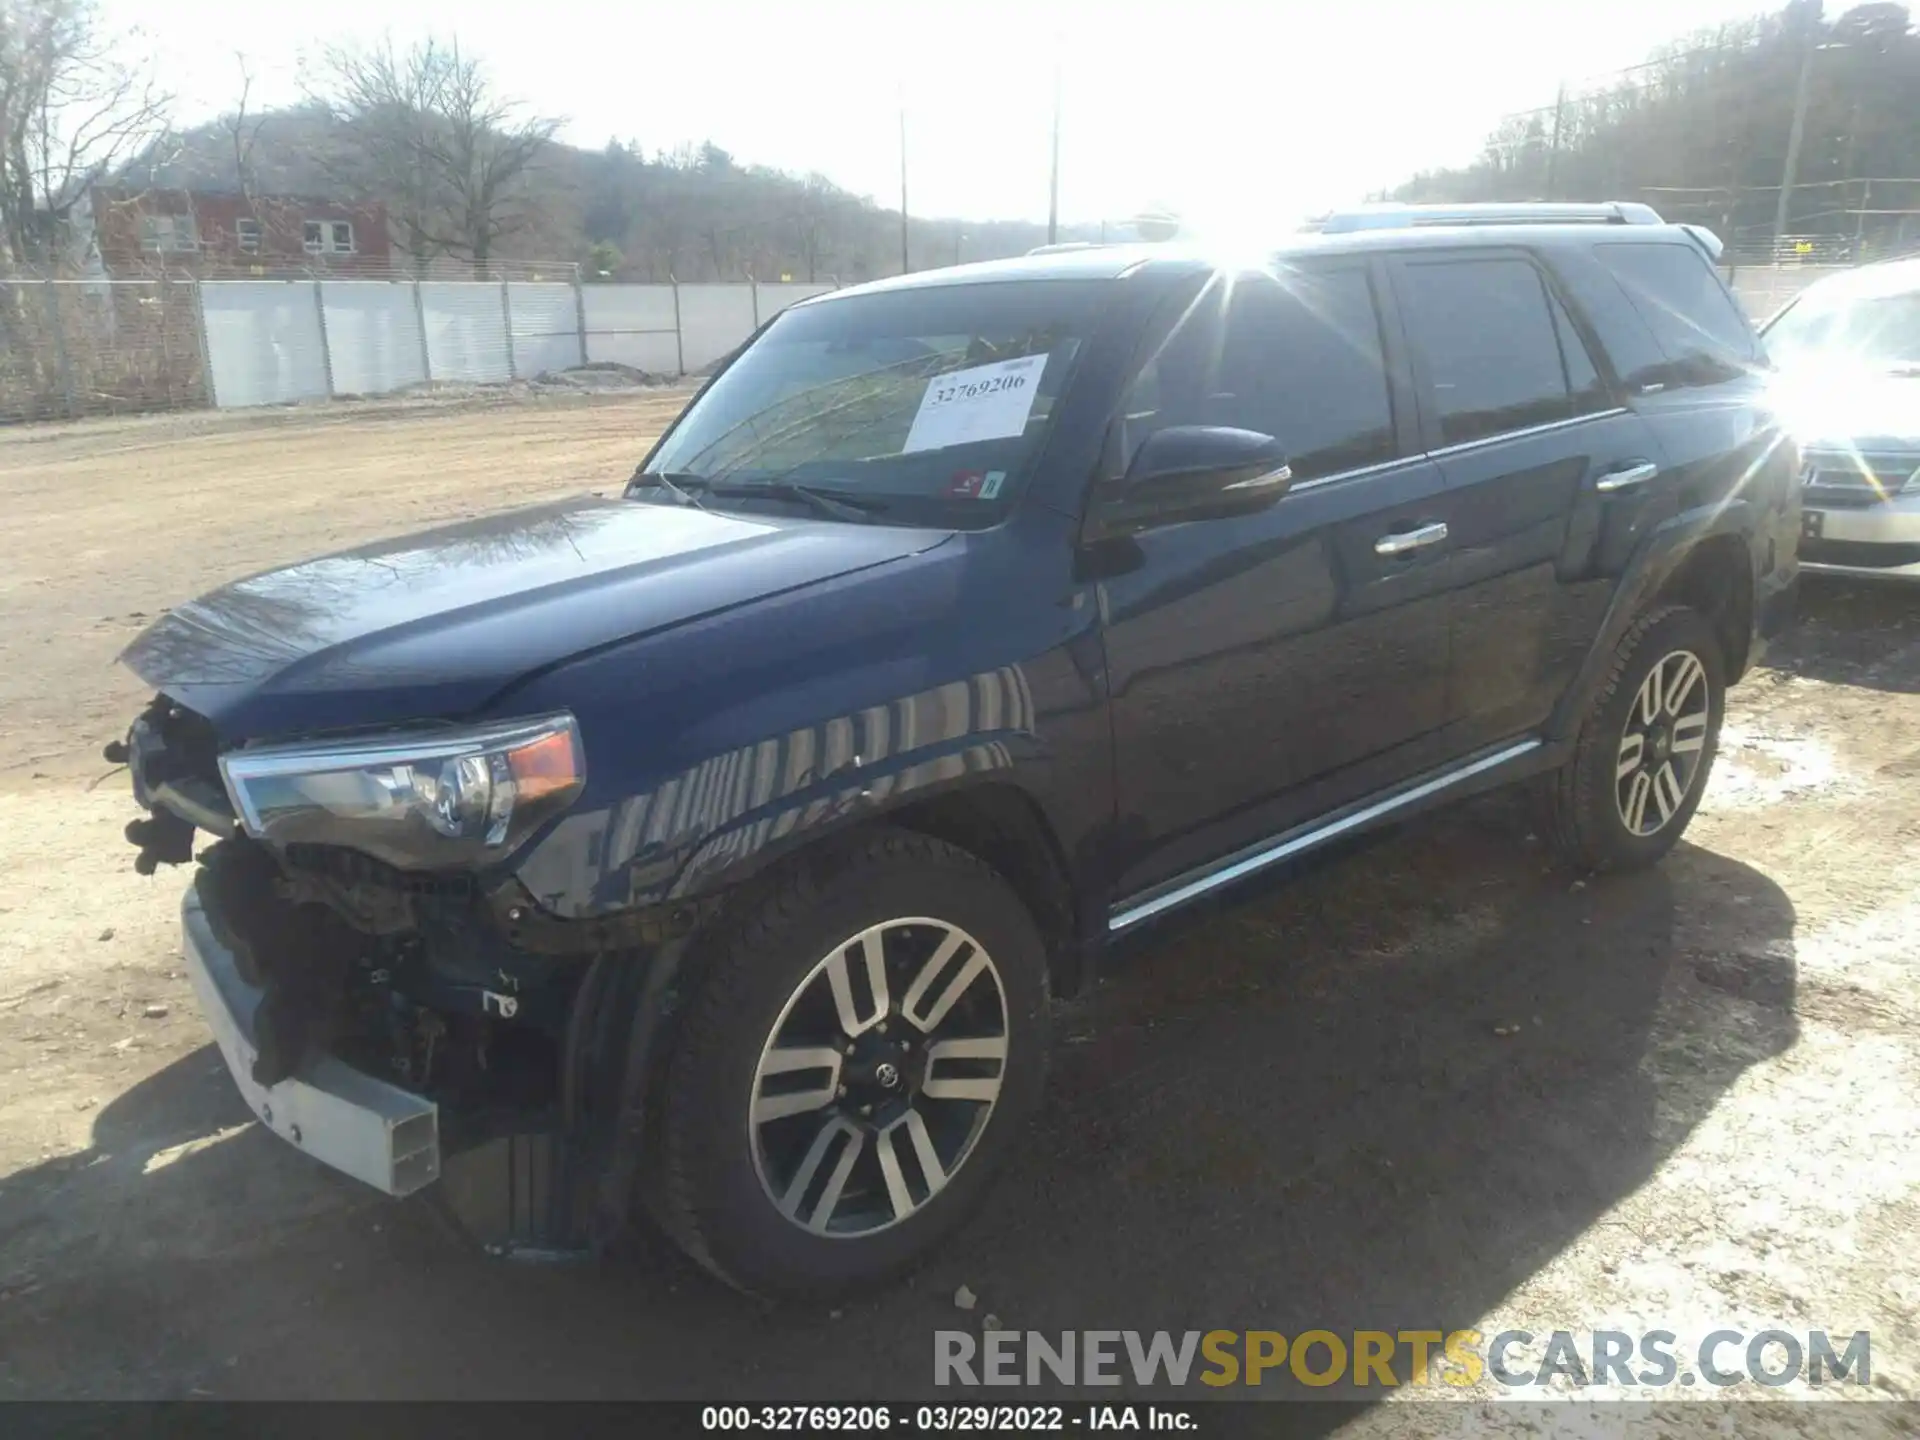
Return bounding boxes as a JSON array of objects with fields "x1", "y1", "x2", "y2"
[
  {"x1": 200, "y1": 281, "x2": 330, "y2": 409},
  {"x1": 320, "y1": 282, "x2": 427, "y2": 396},
  {"x1": 421, "y1": 282, "x2": 512, "y2": 384},
  {"x1": 195, "y1": 280, "x2": 830, "y2": 409},
  {"x1": 677, "y1": 285, "x2": 759, "y2": 372},
  {"x1": 756, "y1": 283, "x2": 835, "y2": 322},
  {"x1": 581, "y1": 285, "x2": 682, "y2": 373},
  {"x1": 508, "y1": 283, "x2": 584, "y2": 377}
]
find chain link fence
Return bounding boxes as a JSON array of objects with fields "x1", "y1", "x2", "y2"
[
  {"x1": 1722, "y1": 264, "x2": 1859, "y2": 323},
  {"x1": 0, "y1": 280, "x2": 209, "y2": 422}
]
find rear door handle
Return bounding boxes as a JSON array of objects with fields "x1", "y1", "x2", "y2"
[
  {"x1": 1374, "y1": 521, "x2": 1448, "y2": 556},
  {"x1": 1596, "y1": 461, "x2": 1660, "y2": 493}
]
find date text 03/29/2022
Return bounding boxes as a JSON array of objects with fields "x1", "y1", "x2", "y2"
[{"x1": 700, "y1": 1404, "x2": 1193, "y2": 1432}]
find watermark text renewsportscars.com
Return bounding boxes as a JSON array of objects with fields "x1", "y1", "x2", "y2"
[{"x1": 934, "y1": 1329, "x2": 1872, "y2": 1390}]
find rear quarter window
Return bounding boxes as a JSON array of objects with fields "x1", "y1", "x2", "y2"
[{"x1": 1595, "y1": 241, "x2": 1759, "y2": 387}]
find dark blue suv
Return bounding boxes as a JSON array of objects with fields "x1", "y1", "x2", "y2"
[{"x1": 115, "y1": 205, "x2": 1799, "y2": 1296}]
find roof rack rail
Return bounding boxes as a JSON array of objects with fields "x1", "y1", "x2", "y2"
[{"x1": 1311, "y1": 202, "x2": 1665, "y2": 234}]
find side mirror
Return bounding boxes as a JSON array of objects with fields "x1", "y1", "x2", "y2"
[{"x1": 1107, "y1": 425, "x2": 1293, "y2": 531}]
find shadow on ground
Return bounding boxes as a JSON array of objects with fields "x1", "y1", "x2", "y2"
[
  {"x1": 1769, "y1": 576, "x2": 1920, "y2": 693},
  {"x1": 0, "y1": 793, "x2": 1797, "y2": 1415}
]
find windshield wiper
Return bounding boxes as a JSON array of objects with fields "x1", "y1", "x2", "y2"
[
  {"x1": 633, "y1": 469, "x2": 886, "y2": 523},
  {"x1": 628, "y1": 469, "x2": 712, "y2": 509},
  {"x1": 701, "y1": 481, "x2": 887, "y2": 524}
]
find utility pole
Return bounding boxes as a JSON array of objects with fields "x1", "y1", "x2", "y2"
[
  {"x1": 898, "y1": 103, "x2": 911, "y2": 274},
  {"x1": 1047, "y1": 53, "x2": 1062, "y2": 246},
  {"x1": 1774, "y1": 1, "x2": 1820, "y2": 251},
  {"x1": 1841, "y1": 98, "x2": 1867, "y2": 248},
  {"x1": 1545, "y1": 83, "x2": 1567, "y2": 200}
]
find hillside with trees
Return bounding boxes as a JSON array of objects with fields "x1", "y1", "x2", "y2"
[
  {"x1": 1391, "y1": 1, "x2": 1920, "y2": 254},
  {"x1": 123, "y1": 37, "x2": 1096, "y2": 282},
  {"x1": 0, "y1": 2, "x2": 1094, "y2": 277}
]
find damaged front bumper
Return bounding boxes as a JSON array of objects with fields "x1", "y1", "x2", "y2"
[
  {"x1": 124, "y1": 691, "x2": 695, "y2": 1253},
  {"x1": 181, "y1": 885, "x2": 442, "y2": 1197}
]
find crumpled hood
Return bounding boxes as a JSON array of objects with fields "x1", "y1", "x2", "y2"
[{"x1": 122, "y1": 494, "x2": 953, "y2": 739}]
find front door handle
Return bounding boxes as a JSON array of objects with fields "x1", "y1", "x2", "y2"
[
  {"x1": 1374, "y1": 521, "x2": 1449, "y2": 556},
  {"x1": 1596, "y1": 461, "x2": 1660, "y2": 493}
]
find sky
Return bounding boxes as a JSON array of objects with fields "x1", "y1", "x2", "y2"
[{"x1": 98, "y1": 0, "x2": 1787, "y2": 237}]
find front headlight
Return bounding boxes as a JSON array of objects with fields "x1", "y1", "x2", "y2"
[{"x1": 220, "y1": 713, "x2": 585, "y2": 870}]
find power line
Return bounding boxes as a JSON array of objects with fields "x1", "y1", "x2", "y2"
[
  {"x1": 1493, "y1": 40, "x2": 1764, "y2": 126},
  {"x1": 1640, "y1": 177, "x2": 1920, "y2": 193}
]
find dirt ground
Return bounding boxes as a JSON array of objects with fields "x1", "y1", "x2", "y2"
[{"x1": 0, "y1": 392, "x2": 1917, "y2": 1432}]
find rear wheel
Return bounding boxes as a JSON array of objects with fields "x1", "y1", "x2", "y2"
[
  {"x1": 1544, "y1": 605, "x2": 1725, "y2": 872},
  {"x1": 649, "y1": 828, "x2": 1049, "y2": 1297}
]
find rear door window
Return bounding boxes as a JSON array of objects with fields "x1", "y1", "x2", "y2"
[
  {"x1": 1395, "y1": 256, "x2": 1574, "y2": 446},
  {"x1": 1547, "y1": 288, "x2": 1611, "y2": 415},
  {"x1": 1122, "y1": 265, "x2": 1397, "y2": 483},
  {"x1": 1595, "y1": 241, "x2": 1758, "y2": 385}
]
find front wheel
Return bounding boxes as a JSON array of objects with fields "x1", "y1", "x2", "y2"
[
  {"x1": 648, "y1": 828, "x2": 1049, "y2": 1297},
  {"x1": 1543, "y1": 604, "x2": 1726, "y2": 872}
]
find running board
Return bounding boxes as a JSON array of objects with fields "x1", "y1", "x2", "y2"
[{"x1": 1108, "y1": 738, "x2": 1545, "y2": 933}]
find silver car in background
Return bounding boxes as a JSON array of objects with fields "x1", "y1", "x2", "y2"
[{"x1": 1764, "y1": 256, "x2": 1920, "y2": 582}]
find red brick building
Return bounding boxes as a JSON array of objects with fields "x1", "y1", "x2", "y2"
[{"x1": 84, "y1": 187, "x2": 392, "y2": 276}]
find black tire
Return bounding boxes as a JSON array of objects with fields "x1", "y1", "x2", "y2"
[
  {"x1": 648, "y1": 827, "x2": 1050, "y2": 1298},
  {"x1": 1543, "y1": 604, "x2": 1726, "y2": 873}
]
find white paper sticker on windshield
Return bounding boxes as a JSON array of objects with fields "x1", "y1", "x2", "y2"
[{"x1": 902, "y1": 354, "x2": 1047, "y2": 454}]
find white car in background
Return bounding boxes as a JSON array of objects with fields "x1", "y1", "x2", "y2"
[{"x1": 1764, "y1": 256, "x2": 1920, "y2": 582}]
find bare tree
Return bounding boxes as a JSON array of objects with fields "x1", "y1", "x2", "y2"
[
  {"x1": 632, "y1": 173, "x2": 693, "y2": 280},
  {"x1": 223, "y1": 52, "x2": 264, "y2": 208},
  {"x1": 0, "y1": 0, "x2": 171, "y2": 266},
  {"x1": 307, "y1": 35, "x2": 559, "y2": 273},
  {"x1": 303, "y1": 36, "x2": 452, "y2": 267},
  {"x1": 415, "y1": 43, "x2": 560, "y2": 268},
  {"x1": 789, "y1": 172, "x2": 839, "y2": 282}
]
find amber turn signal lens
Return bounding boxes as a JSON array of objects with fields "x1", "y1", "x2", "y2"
[{"x1": 507, "y1": 727, "x2": 583, "y2": 804}]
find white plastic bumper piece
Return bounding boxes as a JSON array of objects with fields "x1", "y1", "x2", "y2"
[{"x1": 181, "y1": 887, "x2": 440, "y2": 1196}]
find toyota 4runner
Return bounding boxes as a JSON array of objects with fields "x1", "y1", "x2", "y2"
[{"x1": 113, "y1": 203, "x2": 1798, "y2": 1297}]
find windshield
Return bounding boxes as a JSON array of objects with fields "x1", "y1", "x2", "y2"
[
  {"x1": 637, "y1": 279, "x2": 1109, "y2": 526},
  {"x1": 1763, "y1": 286, "x2": 1920, "y2": 372}
]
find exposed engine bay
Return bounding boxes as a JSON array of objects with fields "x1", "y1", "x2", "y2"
[
  {"x1": 191, "y1": 836, "x2": 569, "y2": 1124},
  {"x1": 112, "y1": 693, "x2": 688, "y2": 1255}
]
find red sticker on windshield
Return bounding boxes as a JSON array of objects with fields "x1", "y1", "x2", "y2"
[{"x1": 944, "y1": 470, "x2": 1008, "y2": 500}]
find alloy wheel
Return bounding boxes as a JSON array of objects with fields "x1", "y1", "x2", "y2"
[
  {"x1": 748, "y1": 917, "x2": 1009, "y2": 1238},
  {"x1": 1615, "y1": 648, "x2": 1711, "y2": 837}
]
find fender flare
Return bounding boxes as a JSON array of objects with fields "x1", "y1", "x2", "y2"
[
  {"x1": 1547, "y1": 495, "x2": 1755, "y2": 743},
  {"x1": 578, "y1": 932, "x2": 691, "y2": 1254}
]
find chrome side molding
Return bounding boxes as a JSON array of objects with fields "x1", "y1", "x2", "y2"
[{"x1": 1108, "y1": 738, "x2": 1543, "y2": 932}]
